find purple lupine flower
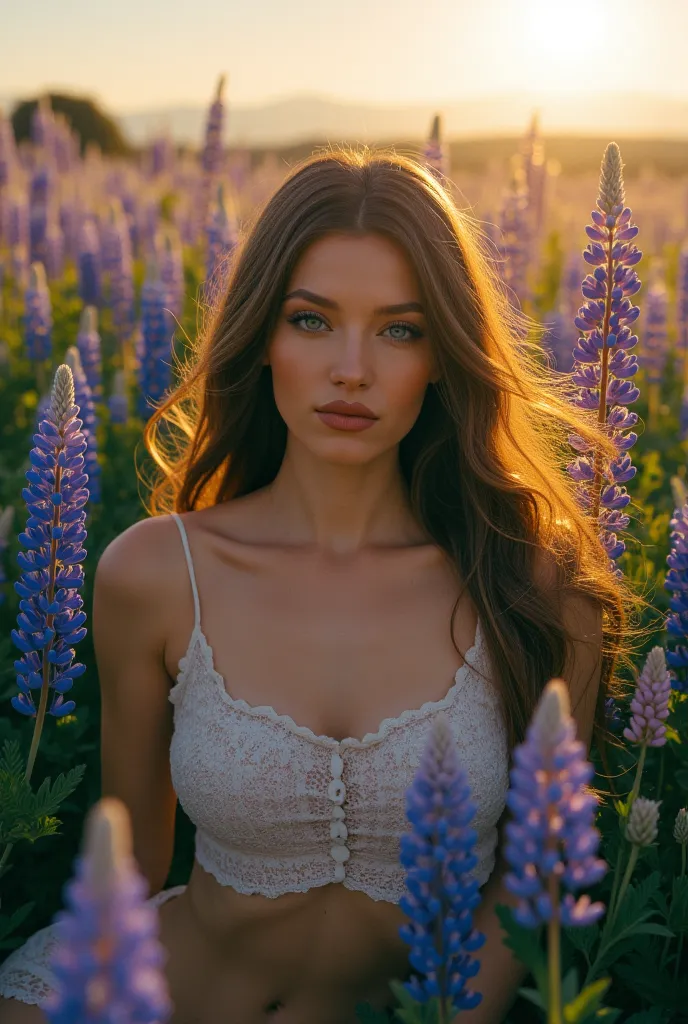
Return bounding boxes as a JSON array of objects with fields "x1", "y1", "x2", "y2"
[
  {"x1": 566, "y1": 143, "x2": 641, "y2": 579},
  {"x1": 23, "y1": 261, "x2": 53, "y2": 364},
  {"x1": 202, "y1": 75, "x2": 226, "y2": 179},
  {"x1": 137, "y1": 259, "x2": 173, "y2": 419},
  {"x1": 664, "y1": 501, "x2": 688, "y2": 693},
  {"x1": 31, "y1": 96, "x2": 55, "y2": 151},
  {"x1": 41, "y1": 797, "x2": 172, "y2": 1024},
  {"x1": 11, "y1": 364, "x2": 88, "y2": 727},
  {"x1": 65, "y1": 346, "x2": 101, "y2": 505},
  {"x1": 0, "y1": 111, "x2": 19, "y2": 192},
  {"x1": 108, "y1": 369, "x2": 129, "y2": 425},
  {"x1": 76, "y1": 305, "x2": 103, "y2": 399},
  {"x1": 503, "y1": 678, "x2": 607, "y2": 929},
  {"x1": 204, "y1": 183, "x2": 238, "y2": 301},
  {"x1": 641, "y1": 275, "x2": 669, "y2": 428},
  {"x1": 0, "y1": 506, "x2": 14, "y2": 608},
  {"x1": 44, "y1": 211, "x2": 65, "y2": 282},
  {"x1": 398, "y1": 714, "x2": 485, "y2": 1014},
  {"x1": 103, "y1": 201, "x2": 136, "y2": 346},
  {"x1": 676, "y1": 244, "x2": 688, "y2": 388},
  {"x1": 604, "y1": 696, "x2": 623, "y2": 734},
  {"x1": 157, "y1": 225, "x2": 184, "y2": 321},
  {"x1": 77, "y1": 218, "x2": 102, "y2": 307},
  {"x1": 542, "y1": 305, "x2": 577, "y2": 374},
  {"x1": 498, "y1": 174, "x2": 530, "y2": 311},
  {"x1": 423, "y1": 114, "x2": 450, "y2": 184},
  {"x1": 622, "y1": 646, "x2": 671, "y2": 748}
]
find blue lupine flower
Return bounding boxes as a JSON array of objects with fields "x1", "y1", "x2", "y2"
[
  {"x1": 566, "y1": 143, "x2": 641, "y2": 580},
  {"x1": 542, "y1": 304, "x2": 577, "y2": 374},
  {"x1": 75, "y1": 305, "x2": 103, "y2": 399},
  {"x1": 641, "y1": 275, "x2": 668, "y2": 388},
  {"x1": 23, "y1": 261, "x2": 53, "y2": 364},
  {"x1": 65, "y1": 346, "x2": 101, "y2": 505},
  {"x1": 158, "y1": 225, "x2": 184, "y2": 321},
  {"x1": 108, "y1": 369, "x2": 129, "y2": 425},
  {"x1": 137, "y1": 259, "x2": 173, "y2": 419},
  {"x1": 41, "y1": 797, "x2": 172, "y2": 1024},
  {"x1": 398, "y1": 715, "x2": 485, "y2": 1014},
  {"x1": 423, "y1": 114, "x2": 450, "y2": 184},
  {"x1": 202, "y1": 75, "x2": 226, "y2": 179},
  {"x1": 11, "y1": 364, "x2": 89, "y2": 719},
  {"x1": 664, "y1": 501, "x2": 688, "y2": 692},
  {"x1": 205, "y1": 183, "x2": 238, "y2": 302},
  {"x1": 504, "y1": 679, "x2": 607, "y2": 929},
  {"x1": 676, "y1": 244, "x2": 688, "y2": 388},
  {"x1": 77, "y1": 218, "x2": 102, "y2": 307},
  {"x1": 604, "y1": 695, "x2": 623, "y2": 734},
  {"x1": 498, "y1": 172, "x2": 530, "y2": 310}
]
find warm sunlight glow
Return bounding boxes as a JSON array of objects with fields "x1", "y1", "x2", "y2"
[{"x1": 519, "y1": 0, "x2": 613, "y2": 92}]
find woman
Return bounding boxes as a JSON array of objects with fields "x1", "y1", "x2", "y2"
[{"x1": 0, "y1": 148, "x2": 637, "y2": 1023}]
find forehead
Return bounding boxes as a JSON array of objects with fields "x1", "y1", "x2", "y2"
[{"x1": 289, "y1": 233, "x2": 421, "y2": 296}]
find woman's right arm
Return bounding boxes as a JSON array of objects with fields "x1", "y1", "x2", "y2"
[{"x1": 92, "y1": 516, "x2": 180, "y2": 897}]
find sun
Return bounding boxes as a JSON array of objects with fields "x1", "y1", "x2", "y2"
[{"x1": 520, "y1": 0, "x2": 612, "y2": 91}]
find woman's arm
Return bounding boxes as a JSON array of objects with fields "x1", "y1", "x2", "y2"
[{"x1": 453, "y1": 587, "x2": 604, "y2": 1023}]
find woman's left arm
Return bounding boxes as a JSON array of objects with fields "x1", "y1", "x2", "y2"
[{"x1": 453, "y1": 586, "x2": 604, "y2": 1023}]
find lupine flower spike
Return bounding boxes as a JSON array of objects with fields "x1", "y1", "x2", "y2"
[
  {"x1": 41, "y1": 797, "x2": 172, "y2": 1024},
  {"x1": 504, "y1": 679, "x2": 606, "y2": 1023},
  {"x1": 10, "y1": 364, "x2": 89, "y2": 771},
  {"x1": 664, "y1": 502, "x2": 688, "y2": 693},
  {"x1": 606, "y1": 798, "x2": 662, "y2": 937},
  {"x1": 398, "y1": 714, "x2": 485, "y2": 1021},
  {"x1": 566, "y1": 142, "x2": 641, "y2": 580},
  {"x1": 622, "y1": 646, "x2": 672, "y2": 804}
]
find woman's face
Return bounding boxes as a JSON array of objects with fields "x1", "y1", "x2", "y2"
[{"x1": 265, "y1": 232, "x2": 439, "y2": 465}]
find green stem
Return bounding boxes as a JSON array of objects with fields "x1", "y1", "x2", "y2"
[
  {"x1": 628, "y1": 743, "x2": 648, "y2": 808},
  {"x1": 547, "y1": 877, "x2": 563, "y2": 1024},
  {"x1": 605, "y1": 841, "x2": 627, "y2": 929},
  {"x1": 608, "y1": 845, "x2": 640, "y2": 934},
  {"x1": 674, "y1": 846, "x2": 687, "y2": 983}
]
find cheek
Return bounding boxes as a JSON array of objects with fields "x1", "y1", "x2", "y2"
[{"x1": 386, "y1": 359, "x2": 434, "y2": 416}]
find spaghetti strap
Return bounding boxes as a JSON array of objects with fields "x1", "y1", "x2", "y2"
[{"x1": 170, "y1": 512, "x2": 201, "y2": 632}]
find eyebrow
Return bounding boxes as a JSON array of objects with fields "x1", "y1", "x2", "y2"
[{"x1": 283, "y1": 288, "x2": 424, "y2": 316}]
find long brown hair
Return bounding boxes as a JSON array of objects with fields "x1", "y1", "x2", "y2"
[{"x1": 142, "y1": 145, "x2": 651, "y2": 773}]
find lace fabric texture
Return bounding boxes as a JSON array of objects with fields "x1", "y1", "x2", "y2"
[
  {"x1": 0, "y1": 885, "x2": 186, "y2": 1005},
  {"x1": 169, "y1": 618, "x2": 509, "y2": 903}
]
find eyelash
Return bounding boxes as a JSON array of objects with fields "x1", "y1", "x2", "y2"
[{"x1": 285, "y1": 310, "x2": 424, "y2": 343}]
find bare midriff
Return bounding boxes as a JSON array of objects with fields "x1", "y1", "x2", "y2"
[{"x1": 157, "y1": 856, "x2": 413, "y2": 1024}]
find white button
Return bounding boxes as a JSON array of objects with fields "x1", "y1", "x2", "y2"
[
  {"x1": 331, "y1": 805, "x2": 346, "y2": 820},
  {"x1": 327, "y1": 780, "x2": 346, "y2": 804},
  {"x1": 330, "y1": 821, "x2": 348, "y2": 840},
  {"x1": 330, "y1": 752, "x2": 343, "y2": 778},
  {"x1": 333, "y1": 863, "x2": 346, "y2": 881},
  {"x1": 330, "y1": 844, "x2": 350, "y2": 863}
]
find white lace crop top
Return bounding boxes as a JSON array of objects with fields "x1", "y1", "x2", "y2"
[{"x1": 167, "y1": 512, "x2": 510, "y2": 903}]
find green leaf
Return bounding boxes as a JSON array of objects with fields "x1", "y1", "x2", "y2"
[
  {"x1": 564, "y1": 924, "x2": 599, "y2": 959},
  {"x1": 668, "y1": 876, "x2": 688, "y2": 933},
  {"x1": 563, "y1": 978, "x2": 611, "y2": 1024},
  {"x1": 623, "y1": 1010, "x2": 669, "y2": 1024},
  {"x1": 675, "y1": 768, "x2": 688, "y2": 791},
  {"x1": 561, "y1": 966, "x2": 579, "y2": 1006},
  {"x1": 495, "y1": 904, "x2": 548, "y2": 995},
  {"x1": 0, "y1": 900, "x2": 36, "y2": 951},
  {"x1": 355, "y1": 1002, "x2": 395, "y2": 1024},
  {"x1": 516, "y1": 986, "x2": 545, "y2": 1010}
]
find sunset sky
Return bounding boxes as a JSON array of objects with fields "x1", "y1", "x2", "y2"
[{"x1": 1, "y1": 0, "x2": 683, "y2": 114}]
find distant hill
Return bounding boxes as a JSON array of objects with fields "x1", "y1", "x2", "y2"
[{"x1": 113, "y1": 92, "x2": 688, "y2": 148}]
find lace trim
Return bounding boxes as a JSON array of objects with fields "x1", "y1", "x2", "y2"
[
  {"x1": 169, "y1": 618, "x2": 485, "y2": 749},
  {"x1": 0, "y1": 886, "x2": 186, "y2": 1005}
]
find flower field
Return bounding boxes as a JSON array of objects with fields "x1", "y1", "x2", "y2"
[{"x1": 0, "y1": 80, "x2": 687, "y2": 1022}]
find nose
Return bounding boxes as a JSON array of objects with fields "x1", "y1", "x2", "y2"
[{"x1": 329, "y1": 332, "x2": 373, "y2": 389}]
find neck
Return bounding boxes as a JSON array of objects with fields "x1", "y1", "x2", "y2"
[{"x1": 263, "y1": 437, "x2": 429, "y2": 557}]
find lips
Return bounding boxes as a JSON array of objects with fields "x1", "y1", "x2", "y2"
[{"x1": 316, "y1": 401, "x2": 378, "y2": 419}]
